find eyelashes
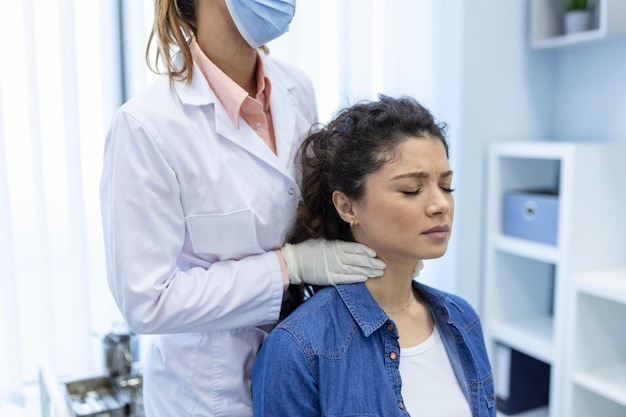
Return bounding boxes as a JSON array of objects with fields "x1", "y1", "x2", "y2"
[
  {"x1": 402, "y1": 190, "x2": 421, "y2": 196},
  {"x1": 402, "y1": 187, "x2": 455, "y2": 196}
]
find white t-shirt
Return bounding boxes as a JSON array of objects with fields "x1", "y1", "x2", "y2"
[{"x1": 399, "y1": 325, "x2": 472, "y2": 417}]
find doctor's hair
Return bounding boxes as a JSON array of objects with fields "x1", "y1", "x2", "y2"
[
  {"x1": 146, "y1": 0, "x2": 197, "y2": 85},
  {"x1": 289, "y1": 95, "x2": 449, "y2": 244}
]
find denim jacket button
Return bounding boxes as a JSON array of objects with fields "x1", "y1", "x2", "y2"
[
  {"x1": 389, "y1": 352, "x2": 397, "y2": 360},
  {"x1": 471, "y1": 381, "x2": 479, "y2": 390},
  {"x1": 398, "y1": 402, "x2": 404, "y2": 410},
  {"x1": 387, "y1": 323, "x2": 395, "y2": 331}
]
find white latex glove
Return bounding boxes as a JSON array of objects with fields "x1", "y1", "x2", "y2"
[
  {"x1": 413, "y1": 259, "x2": 424, "y2": 278},
  {"x1": 281, "y1": 239, "x2": 386, "y2": 286}
]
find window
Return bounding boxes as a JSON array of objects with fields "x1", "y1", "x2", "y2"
[{"x1": 0, "y1": 0, "x2": 139, "y2": 409}]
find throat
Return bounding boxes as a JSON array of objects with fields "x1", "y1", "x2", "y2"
[
  {"x1": 382, "y1": 290, "x2": 415, "y2": 315},
  {"x1": 390, "y1": 299, "x2": 436, "y2": 348}
]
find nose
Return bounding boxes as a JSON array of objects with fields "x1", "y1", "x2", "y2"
[{"x1": 426, "y1": 188, "x2": 452, "y2": 217}]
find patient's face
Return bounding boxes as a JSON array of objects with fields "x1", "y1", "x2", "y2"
[{"x1": 351, "y1": 135, "x2": 454, "y2": 266}]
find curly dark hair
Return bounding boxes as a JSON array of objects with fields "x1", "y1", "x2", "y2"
[{"x1": 289, "y1": 94, "x2": 449, "y2": 244}]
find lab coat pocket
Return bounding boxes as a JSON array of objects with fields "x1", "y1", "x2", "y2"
[{"x1": 186, "y1": 209, "x2": 259, "y2": 256}]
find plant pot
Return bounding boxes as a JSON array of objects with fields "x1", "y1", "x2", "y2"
[{"x1": 564, "y1": 10, "x2": 591, "y2": 34}]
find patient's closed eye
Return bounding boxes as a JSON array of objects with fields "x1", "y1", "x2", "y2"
[{"x1": 402, "y1": 189, "x2": 422, "y2": 196}]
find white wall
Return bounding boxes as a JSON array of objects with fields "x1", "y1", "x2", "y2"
[{"x1": 380, "y1": 0, "x2": 465, "y2": 294}]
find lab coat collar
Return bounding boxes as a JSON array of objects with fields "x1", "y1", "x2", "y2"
[
  {"x1": 172, "y1": 52, "x2": 300, "y2": 180},
  {"x1": 173, "y1": 54, "x2": 218, "y2": 106},
  {"x1": 172, "y1": 51, "x2": 297, "y2": 108}
]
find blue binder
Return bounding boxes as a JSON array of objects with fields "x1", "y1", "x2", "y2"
[{"x1": 494, "y1": 343, "x2": 551, "y2": 415}]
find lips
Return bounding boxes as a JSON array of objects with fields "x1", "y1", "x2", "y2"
[{"x1": 423, "y1": 225, "x2": 450, "y2": 239}]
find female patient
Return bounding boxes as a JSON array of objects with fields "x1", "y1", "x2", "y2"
[{"x1": 252, "y1": 95, "x2": 496, "y2": 416}]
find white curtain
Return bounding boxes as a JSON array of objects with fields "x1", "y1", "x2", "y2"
[
  {"x1": 0, "y1": 0, "x2": 141, "y2": 408},
  {"x1": 0, "y1": 0, "x2": 459, "y2": 411}
]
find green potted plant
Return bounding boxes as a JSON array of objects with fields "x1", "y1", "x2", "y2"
[{"x1": 564, "y1": 0, "x2": 592, "y2": 34}]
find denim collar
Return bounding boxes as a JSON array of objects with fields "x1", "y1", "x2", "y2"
[
  {"x1": 335, "y1": 281, "x2": 467, "y2": 336},
  {"x1": 335, "y1": 283, "x2": 389, "y2": 337}
]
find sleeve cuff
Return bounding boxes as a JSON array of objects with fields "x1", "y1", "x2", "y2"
[{"x1": 274, "y1": 249, "x2": 289, "y2": 291}]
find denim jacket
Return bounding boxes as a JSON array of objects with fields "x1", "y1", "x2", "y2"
[{"x1": 252, "y1": 281, "x2": 496, "y2": 417}]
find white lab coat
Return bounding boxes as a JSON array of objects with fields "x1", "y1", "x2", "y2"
[{"x1": 100, "y1": 52, "x2": 317, "y2": 417}]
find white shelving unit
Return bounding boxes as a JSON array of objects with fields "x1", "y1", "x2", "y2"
[
  {"x1": 483, "y1": 142, "x2": 626, "y2": 417},
  {"x1": 530, "y1": 0, "x2": 626, "y2": 49},
  {"x1": 567, "y1": 266, "x2": 626, "y2": 417},
  {"x1": 498, "y1": 407, "x2": 549, "y2": 417}
]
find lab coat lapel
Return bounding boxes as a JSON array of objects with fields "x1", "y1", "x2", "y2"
[
  {"x1": 269, "y1": 75, "x2": 299, "y2": 171},
  {"x1": 175, "y1": 58, "x2": 298, "y2": 180},
  {"x1": 213, "y1": 102, "x2": 295, "y2": 179},
  {"x1": 213, "y1": 74, "x2": 299, "y2": 180}
]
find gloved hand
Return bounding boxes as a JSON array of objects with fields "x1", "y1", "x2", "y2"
[{"x1": 281, "y1": 239, "x2": 386, "y2": 286}]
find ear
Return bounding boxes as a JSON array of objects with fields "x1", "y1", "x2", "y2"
[{"x1": 332, "y1": 190, "x2": 356, "y2": 224}]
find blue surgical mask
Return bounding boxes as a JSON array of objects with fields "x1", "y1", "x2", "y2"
[{"x1": 225, "y1": 0, "x2": 296, "y2": 48}]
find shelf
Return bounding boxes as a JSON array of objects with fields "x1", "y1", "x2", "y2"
[
  {"x1": 485, "y1": 142, "x2": 626, "y2": 415},
  {"x1": 576, "y1": 266, "x2": 626, "y2": 305},
  {"x1": 492, "y1": 317, "x2": 554, "y2": 365},
  {"x1": 571, "y1": 385, "x2": 626, "y2": 417},
  {"x1": 532, "y1": 29, "x2": 607, "y2": 49},
  {"x1": 491, "y1": 141, "x2": 572, "y2": 159},
  {"x1": 573, "y1": 292, "x2": 626, "y2": 392},
  {"x1": 530, "y1": 0, "x2": 626, "y2": 50},
  {"x1": 573, "y1": 363, "x2": 626, "y2": 407},
  {"x1": 498, "y1": 406, "x2": 549, "y2": 417},
  {"x1": 494, "y1": 235, "x2": 559, "y2": 263}
]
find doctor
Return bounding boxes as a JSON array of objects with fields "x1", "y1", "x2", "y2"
[{"x1": 99, "y1": 0, "x2": 385, "y2": 416}]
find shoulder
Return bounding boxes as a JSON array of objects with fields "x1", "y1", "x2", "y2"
[
  {"x1": 108, "y1": 73, "x2": 206, "y2": 148},
  {"x1": 417, "y1": 283, "x2": 479, "y2": 320},
  {"x1": 116, "y1": 75, "x2": 180, "y2": 123},
  {"x1": 277, "y1": 286, "x2": 343, "y2": 332},
  {"x1": 269, "y1": 286, "x2": 357, "y2": 355}
]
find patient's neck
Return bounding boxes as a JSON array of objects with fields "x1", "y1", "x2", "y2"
[
  {"x1": 365, "y1": 259, "x2": 435, "y2": 347},
  {"x1": 365, "y1": 260, "x2": 418, "y2": 312}
]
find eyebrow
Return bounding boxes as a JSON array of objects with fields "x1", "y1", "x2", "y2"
[{"x1": 391, "y1": 170, "x2": 453, "y2": 180}]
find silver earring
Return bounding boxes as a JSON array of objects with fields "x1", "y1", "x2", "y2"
[{"x1": 350, "y1": 219, "x2": 354, "y2": 228}]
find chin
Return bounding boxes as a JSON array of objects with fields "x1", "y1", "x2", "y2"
[{"x1": 420, "y1": 248, "x2": 449, "y2": 260}]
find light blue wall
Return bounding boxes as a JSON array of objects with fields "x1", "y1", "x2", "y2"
[
  {"x1": 452, "y1": 1, "x2": 626, "y2": 310},
  {"x1": 454, "y1": 1, "x2": 552, "y2": 308},
  {"x1": 553, "y1": 41, "x2": 626, "y2": 142}
]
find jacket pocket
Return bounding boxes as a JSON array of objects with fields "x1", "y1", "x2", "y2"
[{"x1": 185, "y1": 209, "x2": 259, "y2": 255}]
